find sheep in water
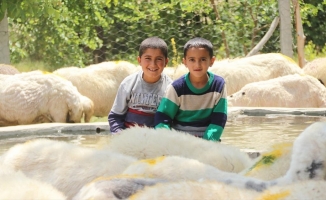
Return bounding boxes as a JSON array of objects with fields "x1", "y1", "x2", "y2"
[
  {"x1": 65, "y1": 122, "x2": 326, "y2": 199},
  {"x1": 72, "y1": 175, "x2": 166, "y2": 200},
  {"x1": 0, "y1": 138, "x2": 138, "y2": 199},
  {"x1": 0, "y1": 163, "x2": 67, "y2": 200},
  {"x1": 127, "y1": 179, "x2": 326, "y2": 200},
  {"x1": 0, "y1": 64, "x2": 20, "y2": 75},
  {"x1": 228, "y1": 74, "x2": 326, "y2": 107},
  {"x1": 119, "y1": 122, "x2": 326, "y2": 191},
  {"x1": 240, "y1": 142, "x2": 293, "y2": 180},
  {"x1": 0, "y1": 70, "x2": 94, "y2": 126},
  {"x1": 53, "y1": 61, "x2": 138, "y2": 117},
  {"x1": 105, "y1": 126, "x2": 253, "y2": 173}
]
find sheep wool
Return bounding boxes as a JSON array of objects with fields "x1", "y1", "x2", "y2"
[
  {"x1": 53, "y1": 61, "x2": 138, "y2": 117},
  {"x1": 122, "y1": 155, "x2": 255, "y2": 183},
  {"x1": 163, "y1": 66, "x2": 176, "y2": 80},
  {"x1": 303, "y1": 57, "x2": 326, "y2": 86},
  {"x1": 256, "y1": 180, "x2": 326, "y2": 200},
  {"x1": 0, "y1": 70, "x2": 94, "y2": 126},
  {"x1": 240, "y1": 143, "x2": 293, "y2": 180},
  {"x1": 72, "y1": 175, "x2": 166, "y2": 200},
  {"x1": 0, "y1": 138, "x2": 137, "y2": 199},
  {"x1": 123, "y1": 122, "x2": 326, "y2": 192},
  {"x1": 129, "y1": 180, "x2": 260, "y2": 200},
  {"x1": 209, "y1": 53, "x2": 303, "y2": 95},
  {"x1": 105, "y1": 126, "x2": 253, "y2": 173},
  {"x1": 0, "y1": 64, "x2": 20, "y2": 75},
  {"x1": 0, "y1": 163, "x2": 67, "y2": 200},
  {"x1": 228, "y1": 74, "x2": 326, "y2": 107}
]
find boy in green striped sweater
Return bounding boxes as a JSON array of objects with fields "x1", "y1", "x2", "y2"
[{"x1": 154, "y1": 37, "x2": 227, "y2": 141}]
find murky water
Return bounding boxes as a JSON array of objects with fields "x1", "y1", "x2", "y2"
[
  {"x1": 0, "y1": 114, "x2": 326, "y2": 155},
  {"x1": 222, "y1": 114, "x2": 326, "y2": 152}
]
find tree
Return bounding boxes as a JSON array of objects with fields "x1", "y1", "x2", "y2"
[{"x1": 0, "y1": 12, "x2": 10, "y2": 64}]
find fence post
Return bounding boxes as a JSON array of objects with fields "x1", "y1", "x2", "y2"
[{"x1": 0, "y1": 11, "x2": 10, "y2": 64}]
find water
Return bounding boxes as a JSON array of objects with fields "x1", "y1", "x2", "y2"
[
  {"x1": 1, "y1": 109, "x2": 326, "y2": 155},
  {"x1": 222, "y1": 114, "x2": 326, "y2": 152}
]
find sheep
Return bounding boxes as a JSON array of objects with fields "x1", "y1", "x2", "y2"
[
  {"x1": 173, "y1": 64, "x2": 188, "y2": 80},
  {"x1": 72, "y1": 175, "x2": 166, "y2": 200},
  {"x1": 0, "y1": 138, "x2": 137, "y2": 199},
  {"x1": 129, "y1": 180, "x2": 260, "y2": 200},
  {"x1": 255, "y1": 180, "x2": 326, "y2": 200},
  {"x1": 170, "y1": 53, "x2": 302, "y2": 95},
  {"x1": 240, "y1": 142, "x2": 293, "y2": 180},
  {"x1": 0, "y1": 64, "x2": 20, "y2": 75},
  {"x1": 228, "y1": 74, "x2": 326, "y2": 107},
  {"x1": 0, "y1": 70, "x2": 94, "y2": 126},
  {"x1": 129, "y1": 180, "x2": 326, "y2": 200},
  {"x1": 210, "y1": 53, "x2": 303, "y2": 95},
  {"x1": 163, "y1": 66, "x2": 176, "y2": 80},
  {"x1": 53, "y1": 61, "x2": 138, "y2": 117},
  {"x1": 119, "y1": 122, "x2": 326, "y2": 192},
  {"x1": 105, "y1": 126, "x2": 253, "y2": 173},
  {"x1": 0, "y1": 163, "x2": 67, "y2": 200},
  {"x1": 303, "y1": 57, "x2": 326, "y2": 86}
]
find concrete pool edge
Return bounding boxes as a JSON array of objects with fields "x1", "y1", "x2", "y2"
[{"x1": 1, "y1": 107, "x2": 325, "y2": 136}]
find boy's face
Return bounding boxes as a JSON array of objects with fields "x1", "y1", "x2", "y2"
[
  {"x1": 137, "y1": 48, "x2": 168, "y2": 83},
  {"x1": 183, "y1": 47, "x2": 215, "y2": 80}
]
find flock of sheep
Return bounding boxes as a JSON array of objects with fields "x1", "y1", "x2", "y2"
[
  {"x1": 0, "y1": 53, "x2": 325, "y2": 126},
  {"x1": 0, "y1": 122, "x2": 326, "y2": 199}
]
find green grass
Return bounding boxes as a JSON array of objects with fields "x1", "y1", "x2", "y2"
[{"x1": 13, "y1": 59, "x2": 55, "y2": 72}]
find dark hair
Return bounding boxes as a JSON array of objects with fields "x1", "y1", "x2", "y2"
[
  {"x1": 183, "y1": 37, "x2": 214, "y2": 58},
  {"x1": 139, "y1": 36, "x2": 168, "y2": 58}
]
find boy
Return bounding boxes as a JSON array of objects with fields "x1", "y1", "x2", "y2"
[
  {"x1": 108, "y1": 36, "x2": 172, "y2": 133},
  {"x1": 154, "y1": 37, "x2": 227, "y2": 141}
]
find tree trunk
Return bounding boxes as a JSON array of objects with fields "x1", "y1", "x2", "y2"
[
  {"x1": 246, "y1": 17, "x2": 280, "y2": 57},
  {"x1": 292, "y1": 0, "x2": 306, "y2": 68},
  {"x1": 210, "y1": 0, "x2": 230, "y2": 58},
  {"x1": 0, "y1": 12, "x2": 10, "y2": 64},
  {"x1": 278, "y1": 0, "x2": 293, "y2": 58}
]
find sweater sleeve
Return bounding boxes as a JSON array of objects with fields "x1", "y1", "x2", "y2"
[
  {"x1": 108, "y1": 83, "x2": 129, "y2": 133},
  {"x1": 154, "y1": 85, "x2": 179, "y2": 129},
  {"x1": 203, "y1": 85, "x2": 228, "y2": 141}
]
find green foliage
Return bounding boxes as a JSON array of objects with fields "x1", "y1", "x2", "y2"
[
  {"x1": 1, "y1": 0, "x2": 325, "y2": 69},
  {"x1": 304, "y1": 41, "x2": 326, "y2": 61},
  {"x1": 301, "y1": 0, "x2": 326, "y2": 52}
]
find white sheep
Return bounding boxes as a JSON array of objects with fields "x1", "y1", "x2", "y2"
[
  {"x1": 228, "y1": 74, "x2": 326, "y2": 107},
  {"x1": 72, "y1": 175, "x2": 166, "y2": 200},
  {"x1": 0, "y1": 138, "x2": 137, "y2": 199},
  {"x1": 129, "y1": 180, "x2": 260, "y2": 200},
  {"x1": 303, "y1": 57, "x2": 326, "y2": 86},
  {"x1": 119, "y1": 122, "x2": 326, "y2": 192},
  {"x1": 172, "y1": 64, "x2": 188, "y2": 80},
  {"x1": 129, "y1": 180, "x2": 326, "y2": 200},
  {"x1": 105, "y1": 126, "x2": 253, "y2": 173},
  {"x1": 0, "y1": 64, "x2": 20, "y2": 74},
  {"x1": 162, "y1": 66, "x2": 176, "y2": 80},
  {"x1": 210, "y1": 53, "x2": 303, "y2": 95},
  {"x1": 0, "y1": 163, "x2": 67, "y2": 200},
  {"x1": 53, "y1": 61, "x2": 138, "y2": 117},
  {"x1": 240, "y1": 142, "x2": 293, "y2": 180},
  {"x1": 256, "y1": 180, "x2": 326, "y2": 200},
  {"x1": 170, "y1": 53, "x2": 302, "y2": 95},
  {"x1": 0, "y1": 70, "x2": 94, "y2": 126}
]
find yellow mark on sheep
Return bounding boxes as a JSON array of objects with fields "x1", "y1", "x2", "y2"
[
  {"x1": 141, "y1": 156, "x2": 166, "y2": 165},
  {"x1": 246, "y1": 143, "x2": 291, "y2": 175},
  {"x1": 257, "y1": 190, "x2": 290, "y2": 200}
]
